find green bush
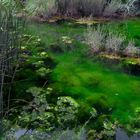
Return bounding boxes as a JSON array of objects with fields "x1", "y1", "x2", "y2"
[{"x1": 84, "y1": 26, "x2": 140, "y2": 57}]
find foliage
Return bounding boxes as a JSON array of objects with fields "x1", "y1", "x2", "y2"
[
  {"x1": 127, "y1": 107, "x2": 140, "y2": 133},
  {"x1": 15, "y1": 86, "x2": 79, "y2": 131},
  {"x1": 1, "y1": 6, "x2": 140, "y2": 139},
  {"x1": 61, "y1": 36, "x2": 73, "y2": 44},
  {"x1": 0, "y1": 0, "x2": 23, "y2": 14},
  {"x1": 36, "y1": 67, "x2": 51, "y2": 77},
  {"x1": 1, "y1": 128, "x2": 87, "y2": 140},
  {"x1": 0, "y1": 0, "x2": 16, "y2": 10},
  {"x1": 17, "y1": 0, "x2": 140, "y2": 18},
  {"x1": 84, "y1": 26, "x2": 140, "y2": 57},
  {"x1": 2, "y1": 113, "x2": 119, "y2": 140},
  {"x1": 4, "y1": 34, "x2": 53, "y2": 128},
  {"x1": 4, "y1": 30, "x2": 80, "y2": 130},
  {"x1": 105, "y1": 32, "x2": 126, "y2": 55},
  {"x1": 87, "y1": 120, "x2": 118, "y2": 140},
  {"x1": 25, "y1": 0, "x2": 57, "y2": 18},
  {"x1": 84, "y1": 25, "x2": 105, "y2": 55},
  {"x1": 0, "y1": 0, "x2": 24, "y2": 120},
  {"x1": 56, "y1": 0, "x2": 79, "y2": 16},
  {"x1": 22, "y1": 0, "x2": 129, "y2": 18},
  {"x1": 7, "y1": 34, "x2": 79, "y2": 132},
  {"x1": 104, "y1": 0, "x2": 122, "y2": 16},
  {"x1": 17, "y1": 86, "x2": 55, "y2": 131},
  {"x1": 55, "y1": 96, "x2": 79, "y2": 127},
  {"x1": 77, "y1": 0, "x2": 106, "y2": 17},
  {"x1": 56, "y1": 0, "x2": 125, "y2": 17},
  {"x1": 123, "y1": 41, "x2": 140, "y2": 57}
]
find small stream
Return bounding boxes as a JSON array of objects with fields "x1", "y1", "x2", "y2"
[
  {"x1": 15, "y1": 129, "x2": 32, "y2": 139},
  {"x1": 15, "y1": 128, "x2": 140, "y2": 140},
  {"x1": 116, "y1": 128, "x2": 140, "y2": 140}
]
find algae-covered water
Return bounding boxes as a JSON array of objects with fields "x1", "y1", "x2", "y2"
[{"x1": 25, "y1": 18, "x2": 140, "y2": 123}]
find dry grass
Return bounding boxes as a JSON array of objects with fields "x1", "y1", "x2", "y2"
[
  {"x1": 79, "y1": 0, "x2": 106, "y2": 16},
  {"x1": 104, "y1": 0, "x2": 122, "y2": 16},
  {"x1": 84, "y1": 26, "x2": 140, "y2": 57},
  {"x1": 105, "y1": 33, "x2": 126, "y2": 55},
  {"x1": 84, "y1": 25, "x2": 105, "y2": 54},
  {"x1": 57, "y1": 0, "x2": 122, "y2": 17},
  {"x1": 123, "y1": 41, "x2": 140, "y2": 57},
  {"x1": 24, "y1": 0, "x2": 125, "y2": 18},
  {"x1": 85, "y1": 25, "x2": 140, "y2": 58},
  {"x1": 57, "y1": 0, "x2": 79, "y2": 16},
  {"x1": 25, "y1": 0, "x2": 57, "y2": 18}
]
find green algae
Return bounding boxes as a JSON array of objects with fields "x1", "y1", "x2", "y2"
[{"x1": 24, "y1": 18, "x2": 140, "y2": 124}]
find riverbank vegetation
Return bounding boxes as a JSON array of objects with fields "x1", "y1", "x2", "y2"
[
  {"x1": 0, "y1": 0, "x2": 140, "y2": 139},
  {"x1": 24, "y1": 0, "x2": 140, "y2": 18}
]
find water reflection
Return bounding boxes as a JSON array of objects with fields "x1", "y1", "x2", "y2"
[
  {"x1": 116, "y1": 128, "x2": 140, "y2": 140},
  {"x1": 15, "y1": 129, "x2": 32, "y2": 139},
  {"x1": 15, "y1": 128, "x2": 140, "y2": 140}
]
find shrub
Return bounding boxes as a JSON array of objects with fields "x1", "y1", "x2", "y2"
[
  {"x1": 79, "y1": 0, "x2": 106, "y2": 17},
  {"x1": 105, "y1": 33, "x2": 126, "y2": 55},
  {"x1": 57, "y1": 0, "x2": 79, "y2": 16},
  {"x1": 57, "y1": 0, "x2": 120, "y2": 16},
  {"x1": 25, "y1": 0, "x2": 57, "y2": 18},
  {"x1": 127, "y1": 107, "x2": 140, "y2": 133},
  {"x1": 16, "y1": 86, "x2": 79, "y2": 131},
  {"x1": 24, "y1": 0, "x2": 125, "y2": 18},
  {"x1": 84, "y1": 26, "x2": 105, "y2": 54},
  {"x1": 104, "y1": 0, "x2": 122, "y2": 16},
  {"x1": 123, "y1": 41, "x2": 140, "y2": 57},
  {"x1": 84, "y1": 26, "x2": 132, "y2": 56},
  {"x1": 0, "y1": 0, "x2": 17, "y2": 11},
  {"x1": 55, "y1": 96, "x2": 79, "y2": 128},
  {"x1": 57, "y1": 0, "x2": 122, "y2": 17}
]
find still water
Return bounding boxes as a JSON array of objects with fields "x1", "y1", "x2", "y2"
[
  {"x1": 15, "y1": 128, "x2": 140, "y2": 140},
  {"x1": 116, "y1": 128, "x2": 140, "y2": 140}
]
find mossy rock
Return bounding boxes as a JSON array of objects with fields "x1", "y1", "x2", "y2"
[
  {"x1": 75, "y1": 19, "x2": 99, "y2": 26},
  {"x1": 99, "y1": 54, "x2": 121, "y2": 64},
  {"x1": 122, "y1": 58, "x2": 140, "y2": 75},
  {"x1": 99, "y1": 54, "x2": 140, "y2": 75}
]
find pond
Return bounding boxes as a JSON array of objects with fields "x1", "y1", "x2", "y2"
[
  {"x1": 24, "y1": 18, "x2": 140, "y2": 124},
  {"x1": 116, "y1": 128, "x2": 140, "y2": 140},
  {"x1": 15, "y1": 128, "x2": 140, "y2": 140}
]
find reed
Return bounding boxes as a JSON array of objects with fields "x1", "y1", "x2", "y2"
[{"x1": 0, "y1": 0, "x2": 23, "y2": 119}]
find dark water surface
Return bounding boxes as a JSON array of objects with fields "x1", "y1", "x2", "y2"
[
  {"x1": 15, "y1": 128, "x2": 140, "y2": 140},
  {"x1": 116, "y1": 128, "x2": 140, "y2": 140},
  {"x1": 15, "y1": 129, "x2": 32, "y2": 139}
]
